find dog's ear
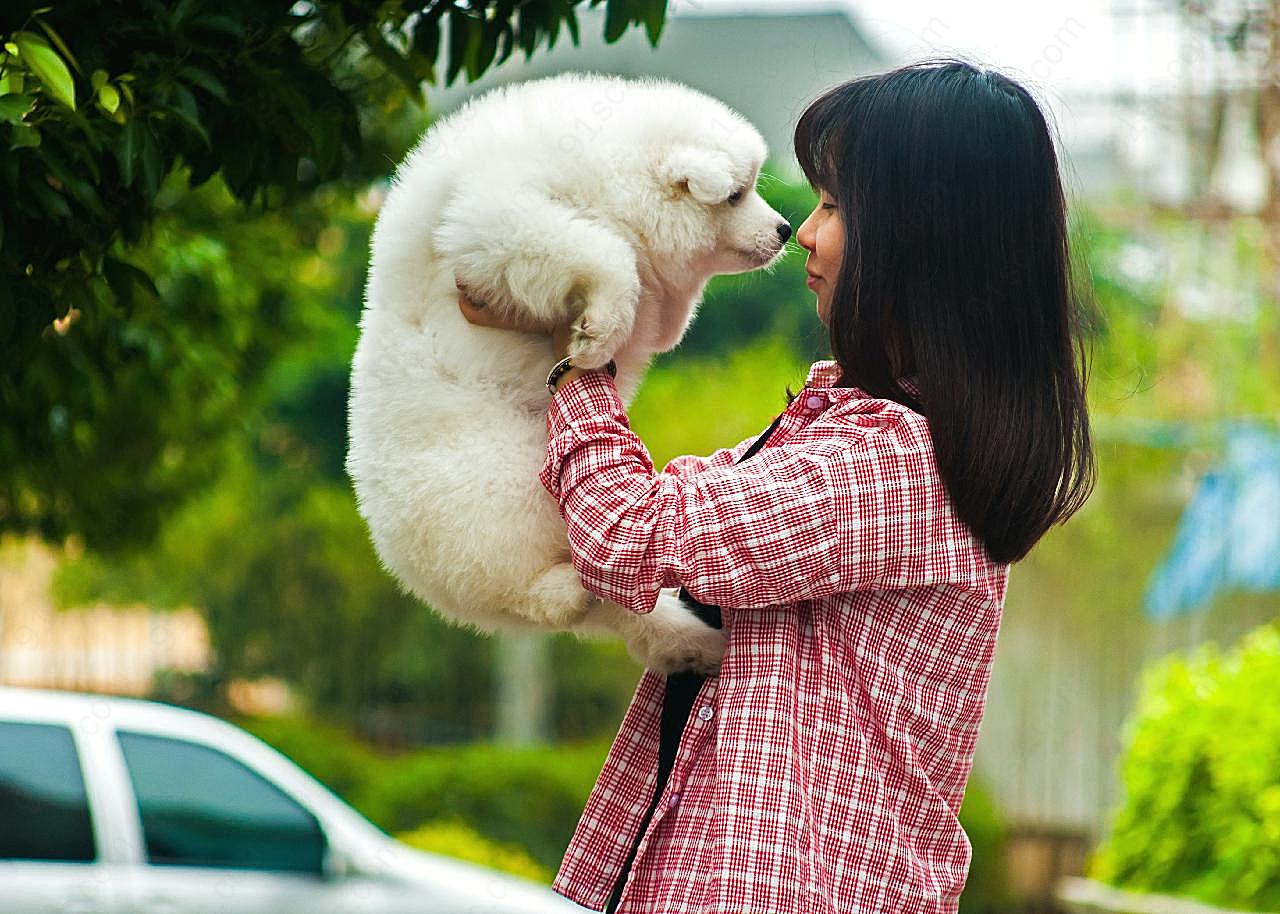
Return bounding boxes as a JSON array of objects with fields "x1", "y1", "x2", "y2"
[{"x1": 659, "y1": 146, "x2": 736, "y2": 204}]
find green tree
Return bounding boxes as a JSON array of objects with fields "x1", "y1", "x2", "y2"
[
  {"x1": 1, "y1": 0, "x2": 667, "y2": 550},
  {"x1": 48, "y1": 175, "x2": 498, "y2": 726}
]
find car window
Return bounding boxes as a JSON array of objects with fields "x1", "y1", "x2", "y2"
[
  {"x1": 0, "y1": 721, "x2": 96, "y2": 863},
  {"x1": 117, "y1": 731, "x2": 325, "y2": 874}
]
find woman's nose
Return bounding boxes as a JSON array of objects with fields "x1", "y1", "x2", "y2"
[{"x1": 795, "y1": 213, "x2": 815, "y2": 251}]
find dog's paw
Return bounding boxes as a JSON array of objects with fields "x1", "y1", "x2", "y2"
[
  {"x1": 623, "y1": 589, "x2": 727, "y2": 676},
  {"x1": 526, "y1": 563, "x2": 595, "y2": 628},
  {"x1": 566, "y1": 314, "x2": 618, "y2": 370},
  {"x1": 567, "y1": 285, "x2": 636, "y2": 370}
]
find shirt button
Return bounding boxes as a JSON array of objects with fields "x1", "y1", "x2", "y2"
[
  {"x1": 804, "y1": 395, "x2": 826, "y2": 410},
  {"x1": 696, "y1": 705, "x2": 714, "y2": 722},
  {"x1": 667, "y1": 792, "x2": 681, "y2": 809}
]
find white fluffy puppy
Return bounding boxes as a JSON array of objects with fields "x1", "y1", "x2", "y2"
[{"x1": 347, "y1": 73, "x2": 789, "y2": 674}]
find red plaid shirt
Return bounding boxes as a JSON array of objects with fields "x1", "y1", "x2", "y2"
[{"x1": 539, "y1": 360, "x2": 1009, "y2": 914}]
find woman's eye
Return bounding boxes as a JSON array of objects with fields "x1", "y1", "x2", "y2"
[{"x1": 727, "y1": 188, "x2": 744, "y2": 205}]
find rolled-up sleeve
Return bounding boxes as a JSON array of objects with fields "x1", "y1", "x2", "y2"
[{"x1": 539, "y1": 370, "x2": 977, "y2": 615}]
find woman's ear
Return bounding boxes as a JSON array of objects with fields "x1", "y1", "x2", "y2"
[{"x1": 659, "y1": 145, "x2": 735, "y2": 204}]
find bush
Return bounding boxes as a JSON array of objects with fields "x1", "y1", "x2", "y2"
[
  {"x1": 959, "y1": 777, "x2": 1015, "y2": 914},
  {"x1": 1088, "y1": 621, "x2": 1280, "y2": 911},
  {"x1": 238, "y1": 714, "x2": 387, "y2": 807},
  {"x1": 396, "y1": 821, "x2": 551, "y2": 883},
  {"x1": 357, "y1": 741, "x2": 609, "y2": 872},
  {"x1": 238, "y1": 714, "x2": 609, "y2": 872},
  {"x1": 630, "y1": 336, "x2": 812, "y2": 471}
]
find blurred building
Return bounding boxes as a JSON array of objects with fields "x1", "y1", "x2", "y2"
[
  {"x1": 0, "y1": 538, "x2": 209, "y2": 697},
  {"x1": 423, "y1": 2, "x2": 891, "y2": 174}
]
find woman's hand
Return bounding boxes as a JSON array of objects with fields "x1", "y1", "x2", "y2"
[{"x1": 456, "y1": 277, "x2": 572, "y2": 361}]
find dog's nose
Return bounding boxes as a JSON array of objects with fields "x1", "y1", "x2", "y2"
[{"x1": 777, "y1": 222, "x2": 792, "y2": 243}]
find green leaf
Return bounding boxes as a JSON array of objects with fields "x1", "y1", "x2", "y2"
[
  {"x1": 603, "y1": 0, "x2": 628, "y2": 43},
  {"x1": 515, "y1": 6, "x2": 538, "y2": 57},
  {"x1": 178, "y1": 65, "x2": 228, "y2": 102},
  {"x1": 13, "y1": 31, "x2": 76, "y2": 110},
  {"x1": 91, "y1": 69, "x2": 108, "y2": 91},
  {"x1": 97, "y1": 84, "x2": 119, "y2": 113},
  {"x1": 468, "y1": 22, "x2": 500, "y2": 82},
  {"x1": 117, "y1": 116, "x2": 139, "y2": 187},
  {"x1": 103, "y1": 257, "x2": 159, "y2": 308},
  {"x1": 410, "y1": 14, "x2": 442, "y2": 83},
  {"x1": 37, "y1": 20, "x2": 81, "y2": 74},
  {"x1": 363, "y1": 23, "x2": 423, "y2": 103},
  {"x1": 446, "y1": 9, "x2": 479, "y2": 86},
  {"x1": 190, "y1": 14, "x2": 244, "y2": 38},
  {"x1": 0, "y1": 94, "x2": 34, "y2": 124},
  {"x1": 169, "y1": 0, "x2": 200, "y2": 27},
  {"x1": 495, "y1": 23, "x2": 514, "y2": 66},
  {"x1": 139, "y1": 125, "x2": 162, "y2": 200},
  {"x1": 28, "y1": 172, "x2": 70, "y2": 219},
  {"x1": 169, "y1": 83, "x2": 208, "y2": 145},
  {"x1": 643, "y1": 1, "x2": 665, "y2": 46},
  {"x1": 9, "y1": 123, "x2": 41, "y2": 148},
  {"x1": 42, "y1": 148, "x2": 108, "y2": 219}
]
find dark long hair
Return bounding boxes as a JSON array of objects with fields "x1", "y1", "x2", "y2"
[{"x1": 793, "y1": 59, "x2": 1095, "y2": 564}]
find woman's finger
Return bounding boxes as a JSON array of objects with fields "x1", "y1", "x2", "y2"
[
  {"x1": 551, "y1": 322, "x2": 573, "y2": 360},
  {"x1": 457, "y1": 289, "x2": 552, "y2": 334},
  {"x1": 455, "y1": 275, "x2": 561, "y2": 336}
]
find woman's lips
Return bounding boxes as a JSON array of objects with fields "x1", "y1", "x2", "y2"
[{"x1": 806, "y1": 272, "x2": 821, "y2": 288}]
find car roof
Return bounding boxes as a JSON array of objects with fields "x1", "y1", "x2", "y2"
[{"x1": 0, "y1": 686, "x2": 228, "y2": 733}]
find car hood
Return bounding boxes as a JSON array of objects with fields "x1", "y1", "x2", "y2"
[{"x1": 371, "y1": 841, "x2": 589, "y2": 913}]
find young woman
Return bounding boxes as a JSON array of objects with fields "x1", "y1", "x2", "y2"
[{"x1": 461, "y1": 59, "x2": 1094, "y2": 914}]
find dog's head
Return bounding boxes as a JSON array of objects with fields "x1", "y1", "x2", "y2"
[{"x1": 651, "y1": 141, "x2": 790, "y2": 276}]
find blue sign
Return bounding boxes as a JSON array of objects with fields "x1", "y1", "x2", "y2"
[{"x1": 1144, "y1": 426, "x2": 1280, "y2": 618}]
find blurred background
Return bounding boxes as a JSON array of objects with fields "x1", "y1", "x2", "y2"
[{"x1": 2, "y1": 1, "x2": 1279, "y2": 912}]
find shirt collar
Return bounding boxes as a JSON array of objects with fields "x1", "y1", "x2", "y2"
[
  {"x1": 804, "y1": 360, "x2": 842, "y2": 390},
  {"x1": 804, "y1": 360, "x2": 922, "y2": 402}
]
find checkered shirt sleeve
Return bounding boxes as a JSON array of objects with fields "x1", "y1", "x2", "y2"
[{"x1": 539, "y1": 370, "x2": 987, "y2": 617}]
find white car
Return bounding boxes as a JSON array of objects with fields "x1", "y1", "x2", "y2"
[{"x1": 0, "y1": 687, "x2": 585, "y2": 914}]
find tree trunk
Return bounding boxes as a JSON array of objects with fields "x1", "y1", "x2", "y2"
[{"x1": 493, "y1": 631, "x2": 551, "y2": 745}]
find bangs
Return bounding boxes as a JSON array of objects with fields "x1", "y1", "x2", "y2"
[{"x1": 793, "y1": 87, "x2": 847, "y2": 192}]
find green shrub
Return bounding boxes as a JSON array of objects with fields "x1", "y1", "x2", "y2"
[
  {"x1": 238, "y1": 714, "x2": 387, "y2": 804},
  {"x1": 356, "y1": 741, "x2": 609, "y2": 872},
  {"x1": 238, "y1": 714, "x2": 608, "y2": 871},
  {"x1": 396, "y1": 821, "x2": 551, "y2": 883},
  {"x1": 630, "y1": 336, "x2": 812, "y2": 471},
  {"x1": 1089, "y1": 621, "x2": 1280, "y2": 911},
  {"x1": 959, "y1": 777, "x2": 1015, "y2": 914}
]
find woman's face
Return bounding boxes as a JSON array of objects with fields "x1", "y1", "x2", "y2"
[{"x1": 795, "y1": 187, "x2": 844, "y2": 326}]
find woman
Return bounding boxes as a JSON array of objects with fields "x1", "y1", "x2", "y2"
[{"x1": 461, "y1": 59, "x2": 1094, "y2": 914}]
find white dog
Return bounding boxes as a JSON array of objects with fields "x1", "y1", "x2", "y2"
[{"x1": 347, "y1": 73, "x2": 789, "y2": 674}]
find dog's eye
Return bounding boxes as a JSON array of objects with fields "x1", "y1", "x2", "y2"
[{"x1": 727, "y1": 188, "x2": 745, "y2": 205}]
